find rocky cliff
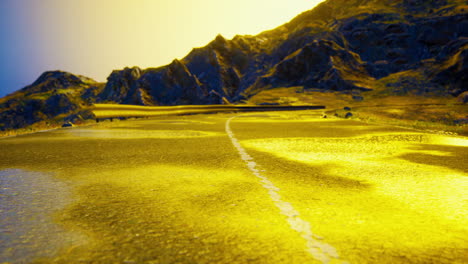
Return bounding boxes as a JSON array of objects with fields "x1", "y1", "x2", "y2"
[{"x1": 95, "y1": 0, "x2": 467, "y2": 106}]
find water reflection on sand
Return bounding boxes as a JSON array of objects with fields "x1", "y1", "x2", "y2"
[{"x1": 0, "y1": 169, "x2": 85, "y2": 263}]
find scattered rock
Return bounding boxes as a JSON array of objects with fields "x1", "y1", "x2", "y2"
[
  {"x1": 457, "y1": 91, "x2": 468, "y2": 104},
  {"x1": 352, "y1": 95, "x2": 364, "y2": 101},
  {"x1": 454, "y1": 118, "x2": 468, "y2": 125}
]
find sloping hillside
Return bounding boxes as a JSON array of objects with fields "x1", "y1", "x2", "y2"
[{"x1": 0, "y1": 71, "x2": 104, "y2": 131}]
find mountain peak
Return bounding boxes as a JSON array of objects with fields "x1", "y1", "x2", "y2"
[
  {"x1": 210, "y1": 34, "x2": 228, "y2": 49},
  {"x1": 20, "y1": 71, "x2": 96, "y2": 95},
  {"x1": 31, "y1": 71, "x2": 95, "y2": 86},
  {"x1": 170, "y1": 58, "x2": 184, "y2": 66},
  {"x1": 215, "y1": 34, "x2": 226, "y2": 42}
]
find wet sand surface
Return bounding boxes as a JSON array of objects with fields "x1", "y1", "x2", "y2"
[
  {"x1": 0, "y1": 111, "x2": 466, "y2": 263},
  {"x1": 0, "y1": 169, "x2": 85, "y2": 263}
]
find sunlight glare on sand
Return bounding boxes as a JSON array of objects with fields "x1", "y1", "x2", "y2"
[{"x1": 241, "y1": 133, "x2": 468, "y2": 224}]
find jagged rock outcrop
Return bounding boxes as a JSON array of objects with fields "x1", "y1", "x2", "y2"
[
  {"x1": 138, "y1": 59, "x2": 205, "y2": 105},
  {"x1": 245, "y1": 40, "x2": 373, "y2": 95},
  {"x1": 94, "y1": 0, "x2": 467, "y2": 105},
  {"x1": 98, "y1": 66, "x2": 142, "y2": 104},
  {"x1": 429, "y1": 37, "x2": 468, "y2": 96},
  {"x1": 183, "y1": 34, "x2": 249, "y2": 103}
]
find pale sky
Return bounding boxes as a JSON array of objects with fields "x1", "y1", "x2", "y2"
[{"x1": 0, "y1": 0, "x2": 325, "y2": 96}]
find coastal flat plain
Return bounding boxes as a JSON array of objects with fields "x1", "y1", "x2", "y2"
[{"x1": 1, "y1": 110, "x2": 467, "y2": 264}]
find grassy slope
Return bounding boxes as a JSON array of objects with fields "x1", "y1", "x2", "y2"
[
  {"x1": 246, "y1": 0, "x2": 468, "y2": 136},
  {"x1": 0, "y1": 82, "x2": 106, "y2": 137},
  {"x1": 245, "y1": 86, "x2": 468, "y2": 136}
]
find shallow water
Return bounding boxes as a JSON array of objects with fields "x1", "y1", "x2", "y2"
[{"x1": 0, "y1": 169, "x2": 85, "y2": 263}]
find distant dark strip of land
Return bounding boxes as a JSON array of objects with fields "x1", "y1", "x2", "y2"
[{"x1": 92, "y1": 104, "x2": 326, "y2": 119}]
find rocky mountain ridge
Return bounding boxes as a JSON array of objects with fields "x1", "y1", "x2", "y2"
[
  {"x1": 95, "y1": 0, "x2": 467, "y2": 105},
  {"x1": 1, "y1": 0, "x2": 467, "y2": 130}
]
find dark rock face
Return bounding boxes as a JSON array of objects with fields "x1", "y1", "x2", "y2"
[
  {"x1": 399, "y1": 0, "x2": 448, "y2": 13},
  {"x1": 44, "y1": 94, "x2": 77, "y2": 117},
  {"x1": 1, "y1": 99, "x2": 46, "y2": 129},
  {"x1": 457, "y1": 91, "x2": 468, "y2": 104},
  {"x1": 138, "y1": 60, "x2": 206, "y2": 105},
  {"x1": 98, "y1": 67, "x2": 142, "y2": 104},
  {"x1": 100, "y1": 34, "x2": 267, "y2": 105},
  {"x1": 341, "y1": 13, "x2": 468, "y2": 79},
  {"x1": 93, "y1": 1, "x2": 467, "y2": 105},
  {"x1": 0, "y1": 95, "x2": 79, "y2": 130},
  {"x1": 430, "y1": 37, "x2": 468, "y2": 96},
  {"x1": 247, "y1": 40, "x2": 372, "y2": 94}
]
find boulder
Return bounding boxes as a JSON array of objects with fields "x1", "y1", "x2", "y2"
[
  {"x1": 454, "y1": 118, "x2": 468, "y2": 125},
  {"x1": 457, "y1": 91, "x2": 468, "y2": 104},
  {"x1": 352, "y1": 95, "x2": 364, "y2": 101}
]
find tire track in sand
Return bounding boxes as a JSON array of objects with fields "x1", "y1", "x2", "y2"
[{"x1": 226, "y1": 116, "x2": 349, "y2": 264}]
